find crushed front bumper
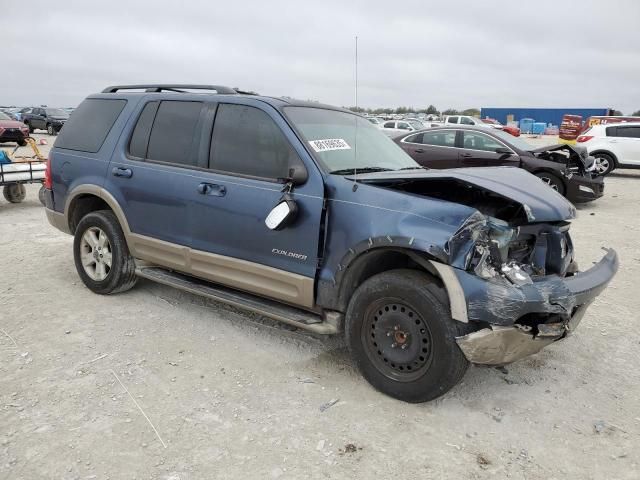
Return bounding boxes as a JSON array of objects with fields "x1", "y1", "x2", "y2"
[{"x1": 452, "y1": 248, "x2": 618, "y2": 365}]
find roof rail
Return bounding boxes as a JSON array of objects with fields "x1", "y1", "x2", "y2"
[{"x1": 101, "y1": 84, "x2": 238, "y2": 94}]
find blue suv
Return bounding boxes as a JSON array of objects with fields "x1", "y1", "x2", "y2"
[{"x1": 43, "y1": 85, "x2": 618, "y2": 402}]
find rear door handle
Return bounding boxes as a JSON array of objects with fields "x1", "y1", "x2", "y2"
[
  {"x1": 460, "y1": 153, "x2": 473, "y2": 158},
  {"x1": 414, "y1": 148, "x2": 425, "y2": 153},
  {"x1": 112, "y1": 167, "x2": 133, "y2": 178},
  {"x1": 197, "y1": 182, "x2": 226, "y2": 196}
]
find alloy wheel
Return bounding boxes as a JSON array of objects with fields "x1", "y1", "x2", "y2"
[{"x1": 79, "y1": 226, "x2": 112, "y2": 281}]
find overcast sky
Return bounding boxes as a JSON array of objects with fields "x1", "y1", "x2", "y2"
[{"x1": 2, "y1": 0, "x2": 639, "y2": 113}]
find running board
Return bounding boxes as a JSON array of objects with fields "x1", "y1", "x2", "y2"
[{"x1": 135, "y1": 266, "x2": 339, "y2": 334}]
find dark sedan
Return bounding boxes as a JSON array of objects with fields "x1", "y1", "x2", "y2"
[{"x1": 393, "y1": 126, "x2": 603, "y2": 203}]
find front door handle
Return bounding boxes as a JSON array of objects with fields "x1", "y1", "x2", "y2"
[
  {"x1": 460, "y1": 153, "x2": 473, "y2": 158},
  {"x1": 197, "y1": 182, "x2": 226, "y2": 196},
  {"x1": 414, "y1": 148, "x2": 425, "y2": 153},
  {"x1": 112, "y1": 167, "x2": 133, "y2": 178}
]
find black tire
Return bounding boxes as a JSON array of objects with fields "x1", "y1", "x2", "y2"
[
  {"x1": 535, "y1": 172, "x2": 565, "y2": 196},
  {"x1": 3, "y1": 184, "x2": 26, "y2": 203},
  {"x1": 38, "y1": 186, "x2": 46, "y2": 206},
  {"x1": 592, "y1": 152, "x2": 615, "y2": 176},
  {"x1": 17, "y1": 139, "x2": 27, "y2": 147},
  {"x1": 25, "y1": 122, "x2": 33, "y2": 133},
  {"x1": 345, "y1": 269, "x2": 472, "y2": 403},
  {"x1": 73, "y1": 210, "x2": 138, "y2": 295}
]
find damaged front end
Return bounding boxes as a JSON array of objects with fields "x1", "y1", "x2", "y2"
[{"x1": 445, "y1": 201, "x2": 618, "y2": 366}]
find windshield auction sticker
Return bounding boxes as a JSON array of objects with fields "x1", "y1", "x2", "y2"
[{"x1": 308, "y1": 138, "x2": 351, "y2": 152}]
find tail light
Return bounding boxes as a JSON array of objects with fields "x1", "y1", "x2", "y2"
[
  {"x1": 577, "y1": 135, "x2": 593, "y2": 143},
  {"x1": 44, "y1": 153, "x2": 52, "y2": 189}
]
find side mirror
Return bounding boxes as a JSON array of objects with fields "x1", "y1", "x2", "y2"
[
  {"x1": 495, "y1": 147, "x2": 512, "y2": 155},
  {"x1": 265, "y1": 196, "x2": 298, "y2": 231},
  {"x1": 281, "y1": 164, "x2": 308, "y2": 186}
]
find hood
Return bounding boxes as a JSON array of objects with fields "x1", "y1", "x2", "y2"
[
  {"x1": 0, "y1": 119, "x2": 27, "y2": 129},
  {"x1": 346, "y1": 167, "x2": 576, "y2": 224}
]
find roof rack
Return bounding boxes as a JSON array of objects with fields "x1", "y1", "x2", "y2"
[{"x1": 101, "y1": 84, "x2": 238, "y2": 94}]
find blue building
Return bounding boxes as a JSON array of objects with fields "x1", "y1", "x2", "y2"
[{"x1": 480, "y1": 108, "x2": 613, "y2": 128}]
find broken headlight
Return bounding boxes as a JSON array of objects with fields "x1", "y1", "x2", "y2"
[{"x1": 468, "y1": 218, "x2": 520, "y2": 279}]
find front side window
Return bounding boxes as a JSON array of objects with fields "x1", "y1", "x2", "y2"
[
  {"x1": 446, "y1": 116, "x2": 459, "y2": 124},
  {"x1": 462, "y1": 132, "x2": 505, "y2": 152},
  {"x1": 209, "y1": 104, "x2": 297, "y2": 180},
  {"x1": 397, "y1": 122, "x2": 411, "y2": 130},
  {"x1": 285, "y1": 107, "x2": 417, "y2": 173},
  {"x1": 420, "y1": 130, "x2": 456, "y2": 147},
  {"x1": 147, "y1": 101, "x2": 202, "y2": 166}
]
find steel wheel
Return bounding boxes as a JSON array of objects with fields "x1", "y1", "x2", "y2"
[
  {"x1": 79, "y1": 226, "x2": 112, "y2": 281},
  {"x1": 361, "y1": 299, "x2": 434, "y2": 382},
  {"x1": 47, "y1": 124, "x2": 54, "y2": 135}
]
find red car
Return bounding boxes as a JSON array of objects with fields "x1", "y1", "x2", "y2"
[
  {"x1": 482, "y1": 118, "x2": 521, "y2": 137},
  {"x1": 0, "y1": 111, "x2": 29, "y2": 146}
]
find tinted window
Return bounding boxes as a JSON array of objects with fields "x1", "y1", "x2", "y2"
[
  {"x1": 383, "y1": 121, "x2": 395, "y2": 128},
  {"x1": 128, "y1": 101, "x2": 159, "y2": 159},
  {"x1": 614, "y1": 126, "x2": 640, "y2": 138},
  {"x1": 397, "y1": 122, "x2": 411, "y2": 130},
  {"x1": 404, "y1": 133, "x2": 423, "y2": 143},
  {"x1": 147, "y1": 101, "x2": 202, "y2": 166},
  {"x1": 55, "y1": 99, "x2": 127, "y2": 153},
  {"x1": 460, "y1": 117, "x2": 475, "y2": 125},
  {"x1": 446, "y1": 116, "x2": 458, "y2": 124},
  {"x1": 421, "y1": 131, "x2": 457, "y2": 147},
  {"x1": 462, "y1": 132, "x2": 505, "y2": 152},
  {"x1": 605, "y1": 126, "x2": 617, "y2": 137},
  {"x1": 209, "y1": 104, "x2": 297, "y2": 180}
]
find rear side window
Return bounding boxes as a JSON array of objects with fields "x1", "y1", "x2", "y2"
[
  {"x1": 460, "y1": 117, "x2": 475, "y2": 125},
  {"x1": 446, "y1": 116, "x2": 458, "y2": 124},
  {"x1": 383, "y1": 121, "x2": 395, "y2": 128},
  {"x1": 128, "y1": 101, "x2": 159, "y2": 159},
  {"x1": 55, "y1": 99, "x2": 127, "y2": 153},
  {"x1": 209, "y1": 104, "x2": 297, "y2": 180},
  {"x1": 613, "y1": 126, "x2": 640, "y2": 138},
  {"x1": 147, "y1": 101, "x2": 202, "y2": 166},
  {"x1": 421, "y1": 130, "x2": 457, "y2": 147}
]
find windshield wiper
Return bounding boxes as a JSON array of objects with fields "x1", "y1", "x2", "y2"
[{"x1": 329, "y1": 167, "x2": 394, "y2": 175}]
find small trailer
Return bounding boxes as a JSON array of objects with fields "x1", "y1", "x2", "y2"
[{"x1": 0, "y1": 138, "x2": 47, "y2": 204}]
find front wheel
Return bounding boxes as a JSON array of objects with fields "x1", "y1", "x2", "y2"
[
  {"x1": 592, "y1": 153, "x2": 615, "y2": 176},
  {"x1": 17, "y1": 139, "x2": 26, "y2": 147},
  {"x1": 535, "y1": 172, "x2": 565, "y2": 195},
  {"x1": 3, "y1": 184, "x2": 26, "y2": 203},
  {"x1": 25, "y1": 122, "x2": 33, "y2": 133},
  {"x1": 73, "y1": 210, "x2": 138, "y2": 295},
  {"x1": 345, "y1": 269, "x2": 471, "y2": 403},
  {"x1": 46, "y1": 124, "x2": 56, "y2": 136}
]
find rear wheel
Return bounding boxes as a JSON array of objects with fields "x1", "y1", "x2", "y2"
[
  {"x1": 3, "y1": 184, "x2": 26, "y2": 203},
  {"x1": 592, "y1": 153, "x2": 615, "y2": 176},
  {"x1": 25, "y1": 122, "x2": 33, "y2": 133},
  {"x1": 345, "y1": 269, "x2": 471, "y2": 403},
  {"x1": 535, "y1": 172, "x2": 565, "y2": 195},
  {"x1": 46, "y1": 124, "x2": 55, "y2": 136},
  {"x1": 73, "y1": 210, "x2": 138, "y2": 294}
]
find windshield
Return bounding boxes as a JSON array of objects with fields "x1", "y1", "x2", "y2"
[
  {"x1": 491, "y1": 129, "x2": 535, "y2": 151},
  {"x1": 482, "y1": 118, "x2": 501, "y2": 126},
  {"x1": 45, "y1": 108, "x2": 68, "y2": 117},
  {"x1": 0, "y1": 112, "x2": 11, "y2": 120},
  {"x1": 284, "y1": 107, "x2": 419, "y2": 173}
]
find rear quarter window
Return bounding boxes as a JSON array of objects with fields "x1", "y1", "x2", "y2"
[{"x1": 55, "y1": 99, "x2": 127, "y2": 153}]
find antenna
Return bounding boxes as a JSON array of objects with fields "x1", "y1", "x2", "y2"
[{"x1": 354, "y1": 35, "x2": 358, "y2": 187}]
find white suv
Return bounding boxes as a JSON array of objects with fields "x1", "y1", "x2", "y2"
[{"x1": 577, "y1": 123, "x2": 640, "y2": 175}]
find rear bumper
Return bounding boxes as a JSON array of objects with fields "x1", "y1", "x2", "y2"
[
  {"x1": 45, "y1": 205, "x2": 71, "y2": 234},
  {"x1": 452, "y1": 248, "x2": 618, "y2": 365}
]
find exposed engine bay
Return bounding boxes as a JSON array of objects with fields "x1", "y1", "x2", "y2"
[{"x1": 530, "y1": 144, "x2": 596, "y2": 175}]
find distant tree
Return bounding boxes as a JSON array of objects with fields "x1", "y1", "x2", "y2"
[
  {"x1": 462, "y1": 108, "x2": 480, "y2": 117},
  {"x1": 633, "y1": 110, "x2": 640, "y2": 116},
  {"x1": 612, "y1": 110, "x2": 623, "y2": 116},
  {"x1": 425, "y1": 105, "x2": 439, "y2": 115},
  {"x1": 442, "y1": 108, "x2": 459, "y2": 116},
  {"x1": 347, "y1": 106, "x2": 366, "y2": 113}
]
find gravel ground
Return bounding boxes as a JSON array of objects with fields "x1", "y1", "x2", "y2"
[{"x1": 1, "y1": 134, "x2": 639, "y2": 479}]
